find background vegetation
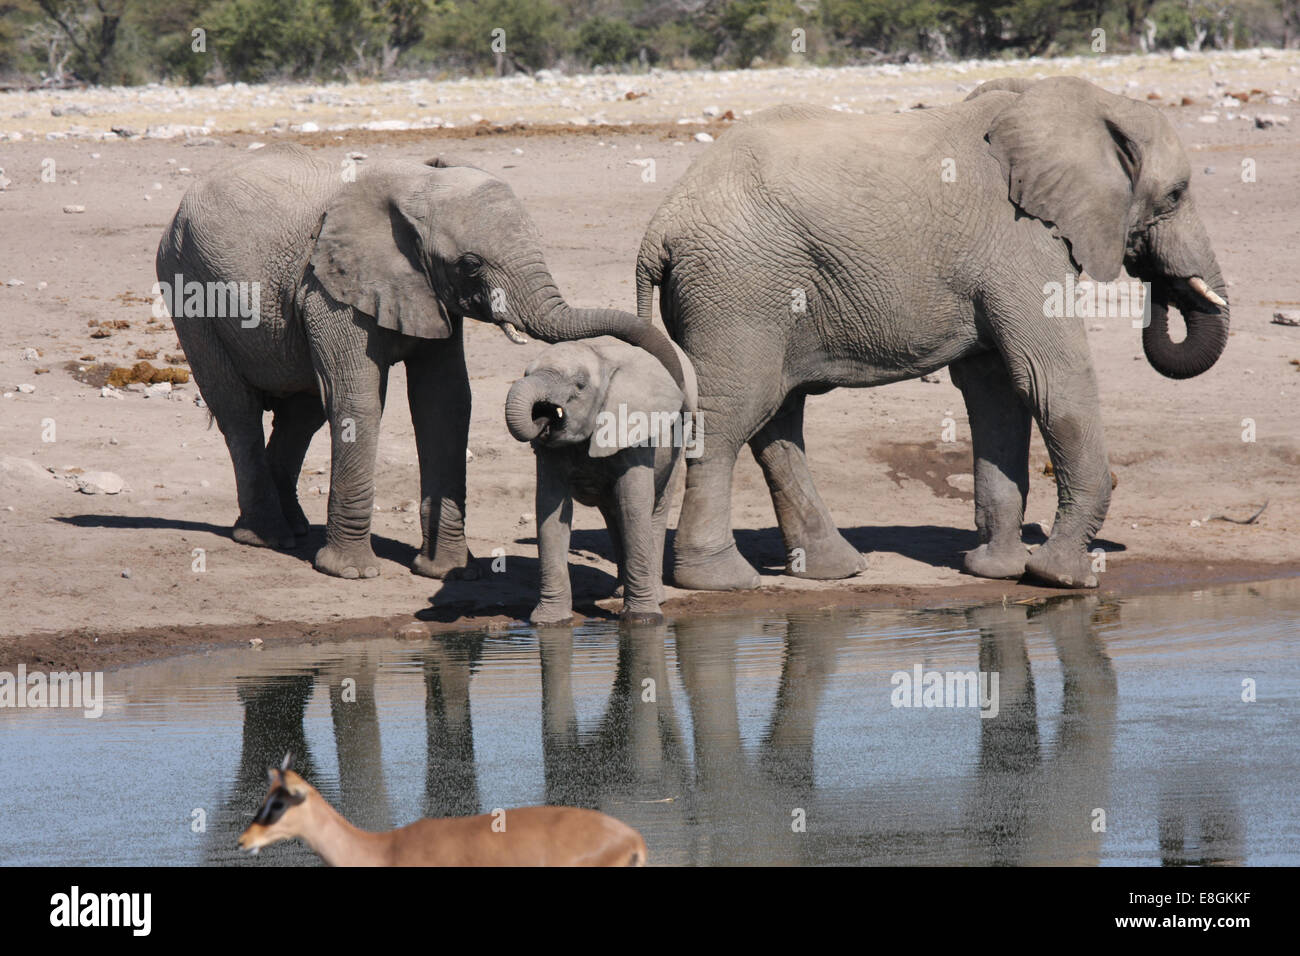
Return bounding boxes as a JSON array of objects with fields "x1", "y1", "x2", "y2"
[{"x1": 2, "y1": 0, "x2": 1298, "y2": 86}]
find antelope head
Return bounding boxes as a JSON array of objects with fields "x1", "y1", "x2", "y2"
[{"x1": 237, "y1": 753, "x2": 310, "y2": 855}]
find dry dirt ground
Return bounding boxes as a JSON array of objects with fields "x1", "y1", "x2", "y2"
[{"x1": 1, "y1": 52, "x2": 1297, "y2": 669}]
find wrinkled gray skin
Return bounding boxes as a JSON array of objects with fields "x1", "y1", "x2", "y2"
[
  {"x1": 156, "y1": 145, "x2": 686, "y2": 580},
  {"x1": 637, "y1": 76, "x2": 1229, "y2": 591},
  {"x1": 505, "y1": 337, "x2": 697, "y2": 624}
]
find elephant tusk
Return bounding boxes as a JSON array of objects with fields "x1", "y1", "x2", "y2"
[
  {"x1": 554, "y1": 407, "x2": 564, "y2": 420},
  {"x1": 500, "y1": 321, "x2": 529, "y2": 345},
  {"x1": 1189, "y1": 277, "x2": 1227, "y2": 308}
]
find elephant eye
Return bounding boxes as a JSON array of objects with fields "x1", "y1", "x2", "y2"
[
  {"x1": 458, "y1": 254, "x2": 484, "y2": 277},
  {"x1": 1164, "y1": 184, "x2": 1186, "y2": 208}
]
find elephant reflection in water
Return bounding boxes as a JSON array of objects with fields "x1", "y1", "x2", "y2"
[
  {"x1": 205, "y1": 649, "x2": 394, "y2": 865},
  {"x1": 537, "y1": 613, "x2": 850, "y2": 866},
  {"x1": 965, "y1": 598, "x2": 1119, "y2": 865},
  {"x1": 1157, "y1": 777, "x2": 1245, "y2": 866}
]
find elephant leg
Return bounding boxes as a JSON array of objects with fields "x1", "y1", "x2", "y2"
[
  {"x1": 266, "y1": 392, "x2": 326, "y2": 539},
  {"x1": 597, "y1": 500, "x2": 627, "y2": 592},
  {"x1": 748, "y1": 391, "x2": 866, "y2": 580},
  {"x1": 406, "y1": 333, "x2": 478, "y2": 580},
  {"x1": 304, "y1": 308, "x2": 383, "y2": 579},
  {"x1": 649, "y1": 469, "x2": 672, "y2": 607},
  {"x1": 611, "y1": 452, "x2": 664, "y2": 623},
  {"x1": 532, "y1": 452, "x2": 575, "y2": 625},
  {"x1": 998, "y1": 316, "x2": 1111, "y2": 589},
  {"x1": 175, "y1": 317, "x2": 295, "y2": 550},
  {"x1": 950, "y1": 351, "x2": 1031, "y2": 579}
]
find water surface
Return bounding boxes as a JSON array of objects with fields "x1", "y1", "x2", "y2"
[{"x1": 1, "y1": 580, "x2": 1296, "y2": 866}]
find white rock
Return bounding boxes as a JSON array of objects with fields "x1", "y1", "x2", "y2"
[
  {"x1": 75, "y1": 471, "x2": 128, "y2": 495},
  {"x1": 466, "y1": 448, "x2": 475, "y2": 462},
  {"x1": 946, "y1": 473, "x2": 974, "y2": 493},
  {"x1": 248, "y1": 142, "x2": 266, "y2": 150},
  {"x1": 144, "y1": 381, "x2": 172, "y2": 397},
  {"x1": 20, "y1": 348, "x2": 39, "y2": 361},
  {"x1": 100, "y1": 386, "x2": 124, "y2": 399},
  {"x1": 1198, "y1": 114, "x2": 1219, "y2": 124},
  {"x1": 6, "y1": 278, "x2": 23, "y2": 286},
  {"x1": 1255, "y1": 113, "x2": 1290, "y2": 128},
  {"x1": 16, "y1": 383, "x2": 34, "y2": 393},
  {"x1": 694, "y1": 132, "x2": 714, "y2": 143},
  {"x1": 298, "y1": 121, "x2": 320, "y2": 132}
]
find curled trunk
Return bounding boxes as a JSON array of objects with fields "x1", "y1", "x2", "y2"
[
  {"x1": 1142, "y1": 278, "x2": 1230, "y2": 380},
  {"x1": 505, "y1": 369, "x2": 566, "y2": 443}
]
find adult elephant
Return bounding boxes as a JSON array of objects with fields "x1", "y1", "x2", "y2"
[
  {"x1": 157, "y1": 144, "x2": 685, "y2": 580},
  {"x1": 637, "y1": 76, "x2": 1229, "y2": 590}
]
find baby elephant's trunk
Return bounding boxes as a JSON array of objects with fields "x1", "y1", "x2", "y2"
[{"x1": 505, "y1": 370, "x2": 567, "y2": 442}]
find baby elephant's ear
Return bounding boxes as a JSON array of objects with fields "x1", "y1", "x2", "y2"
[
  {"x1": 308, "y1": 165, "x2": 452, "y2": 339},
  {"x1": 588, "y1": 348, "x2": 686, "y2": 460}
]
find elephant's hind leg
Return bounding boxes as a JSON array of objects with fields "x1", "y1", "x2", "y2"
[
  {"x1": 950, "y1": 351, "x2": 1031, "y2": 580},
  {"x1": 176, "y1": 319, "x2": 296, "y2": 550},
  {"x1": 748, "y1": 391, "x2": 866, "y2": 580},
  {"x1": 266, "y1": 392, "x2": 326, "y2": 539}
]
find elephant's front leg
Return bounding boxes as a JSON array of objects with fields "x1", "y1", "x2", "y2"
[
  {"x1": 610, "y1": 452, "x2": 665, "y2": 624},
  {"x1": 950, "y1": 351, "x2": 1032, "y2": 579},
  {"x1": 532, "y1": 452, "x2": 575, "y2": 625},
  {"x1": 406, "y1": 334, "x2": 478, "y2": 580},
  {"x1": 307, "y1": 312, "x2": 384, "y2": 579},
  {"x1": 748, "y1": 390, "x2": 866, "y2": 580},
  {"x1": 997, "y1": 305, "x2": 1111, "y2": 588}
]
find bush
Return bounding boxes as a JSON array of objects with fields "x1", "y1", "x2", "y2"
[{"x1": 577, "y1": 16, "x2": 641, "y2": 67}]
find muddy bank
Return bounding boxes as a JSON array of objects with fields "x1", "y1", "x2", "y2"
[{"x1": 4, "y1": 559, "x2": 1294, "y2": 674}]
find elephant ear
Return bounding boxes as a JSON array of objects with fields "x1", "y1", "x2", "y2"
[
  {"x1": 985, "y1": 76, "x2": 1143, "y2": 282},
  {"x1": 588, "y1": 342, "x2": 686, "y2": 460},
  {"x1": 308, "y1": 165, "x2": 452, "y2": 338}
]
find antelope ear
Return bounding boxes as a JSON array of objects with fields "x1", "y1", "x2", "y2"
[
  {"x1": 280, "y1": 752, "x2": 293, "y2": 771},
  {"x1": 588, "y1": 346, "x2": 686, "y2": 460},
  {"x1": 985, "y1": 76, "x2": 1143, "y2": 282},
  {"x1": 308, "y1": 164, "x2": 453, "y2": 339}
]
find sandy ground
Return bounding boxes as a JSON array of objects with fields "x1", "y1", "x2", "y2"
[{"x1": 1, "y1": 50, "x2": 1298, "y2": 667}]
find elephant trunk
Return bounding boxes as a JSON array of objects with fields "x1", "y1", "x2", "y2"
[
  {"x1": 505, "y1": 369, "x2": 567, "y2": 443},
  {"x1": 516, "y1": 289, "x2": 688, "y2": 399},
  {"x1": 1142, "y1": 276, "x2": 1230, "y2": 380},
  {"x1": 1137, "y1": 205, "x2": 1230, "y2": 380}
]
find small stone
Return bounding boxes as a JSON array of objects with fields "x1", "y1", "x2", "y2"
[
  {"x1": 63, "y1": 205, "x2": 86, "y2": 214},
  {"x1": 1255, "y1": 113, "x2": 1290, "y2": 128},
  {"x1": 200, "y1": 479, "x2": 210, "y2": 488},
  {"x1": 465, "y1": 448, "x2": 475, "y2": 462},
  {"x1": 397, "y1": 622, "x2": 430, "y2": 640},
  {"x1": 519, "y1": 512, "x2": 535, "y2": 525},
  {"x1": 400, "y1": 499, "x2": 419, "y2": 513},
  {"x1": 194, "y1": 396, "x2": 207, "y2": 408},
  {"x1": 693, "y1": 132, "x2": 714, "y2": 143},
  {"x1": 121, "y1": 569, "x2": 131, "y2": 579},
  {"x1": 100, "y1": 386, "x2": 124, "y2": 399},
  {"x1": 919, "y1": 373, "x2": 941, "y2": 383},
  {"x1": 945, "y1": 473, "x2": 974, "y2": 493},
  {"x1": 76, "y1": 471, "x2": 128, "y2": 494},
  {"x1": 1198, "y1": 114, "x2": 1219, "y2": 124},
  {"x1": 248, "y1": 638, "x2": 264, "y2": 647},
  {"x1": 20, "y1": 347, "x2": 39, "y2": 361},
  {"x1": 16, "y1": 383, "x2": 34, "y2": 393},
  {"x1": 108, "y1": 436, "x2": 118, "y2": 445},
  {"x1": 1190, "y1": 519, "x2": 1201, "y2": 527},
  {"x1": 1271, "y1": 311, "x2": 1300, "y2": 327},
  {"x1": 1204, "y1": 166, "x2": 1216, "y2": 174},
  {"x1": 248, "y1": 142, "x2": 266, "y2": 150},
  {"x1": 6, "y1": 278, "x2": 23, "y2": 286}
]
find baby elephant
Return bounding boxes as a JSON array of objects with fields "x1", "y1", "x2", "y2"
[{"x1": 506, "y1": 337, "x2": 697, "y2": 624}]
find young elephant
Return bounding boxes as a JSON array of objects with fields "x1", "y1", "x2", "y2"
[{"x1": 505, "y1": 337, "x2": 697, "y2": 624}]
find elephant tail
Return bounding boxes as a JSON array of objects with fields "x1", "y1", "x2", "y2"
[{"x1": 637, "y1": 225, "x2": 680, "y2": 339}]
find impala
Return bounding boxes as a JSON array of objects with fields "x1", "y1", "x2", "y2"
[{"x1": 237, "y1": 756, "x2": 648, "y2": 867}]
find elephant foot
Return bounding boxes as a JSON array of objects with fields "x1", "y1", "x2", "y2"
[
  {"x1": 530, "y1": 602, "x2": 576, "y2": 626},
  {"x1": 314, "y1": 541, "x2": 380, "y2": 579},
  {"x1": 620, "y1": 607, "x2": 664, "y2": 625},
  {"x1": 786, "y1": 533, "x2": 867, "y2": 580},
  {"x1": 233, "y1": 513, "x2": 297, "y2": 550},
  {"x1": 963, "y1": 542, "x2": 1028, "y2": 580},
  {"x1": 412, "y1": 549, "x2": 480, "y2": 581},
  {"x1": 672, "y1": 544, "x2": 761, "y2": 591},
  {"x1": 1025, "y1": 541, "x2": 1098, "y2": 589}
]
